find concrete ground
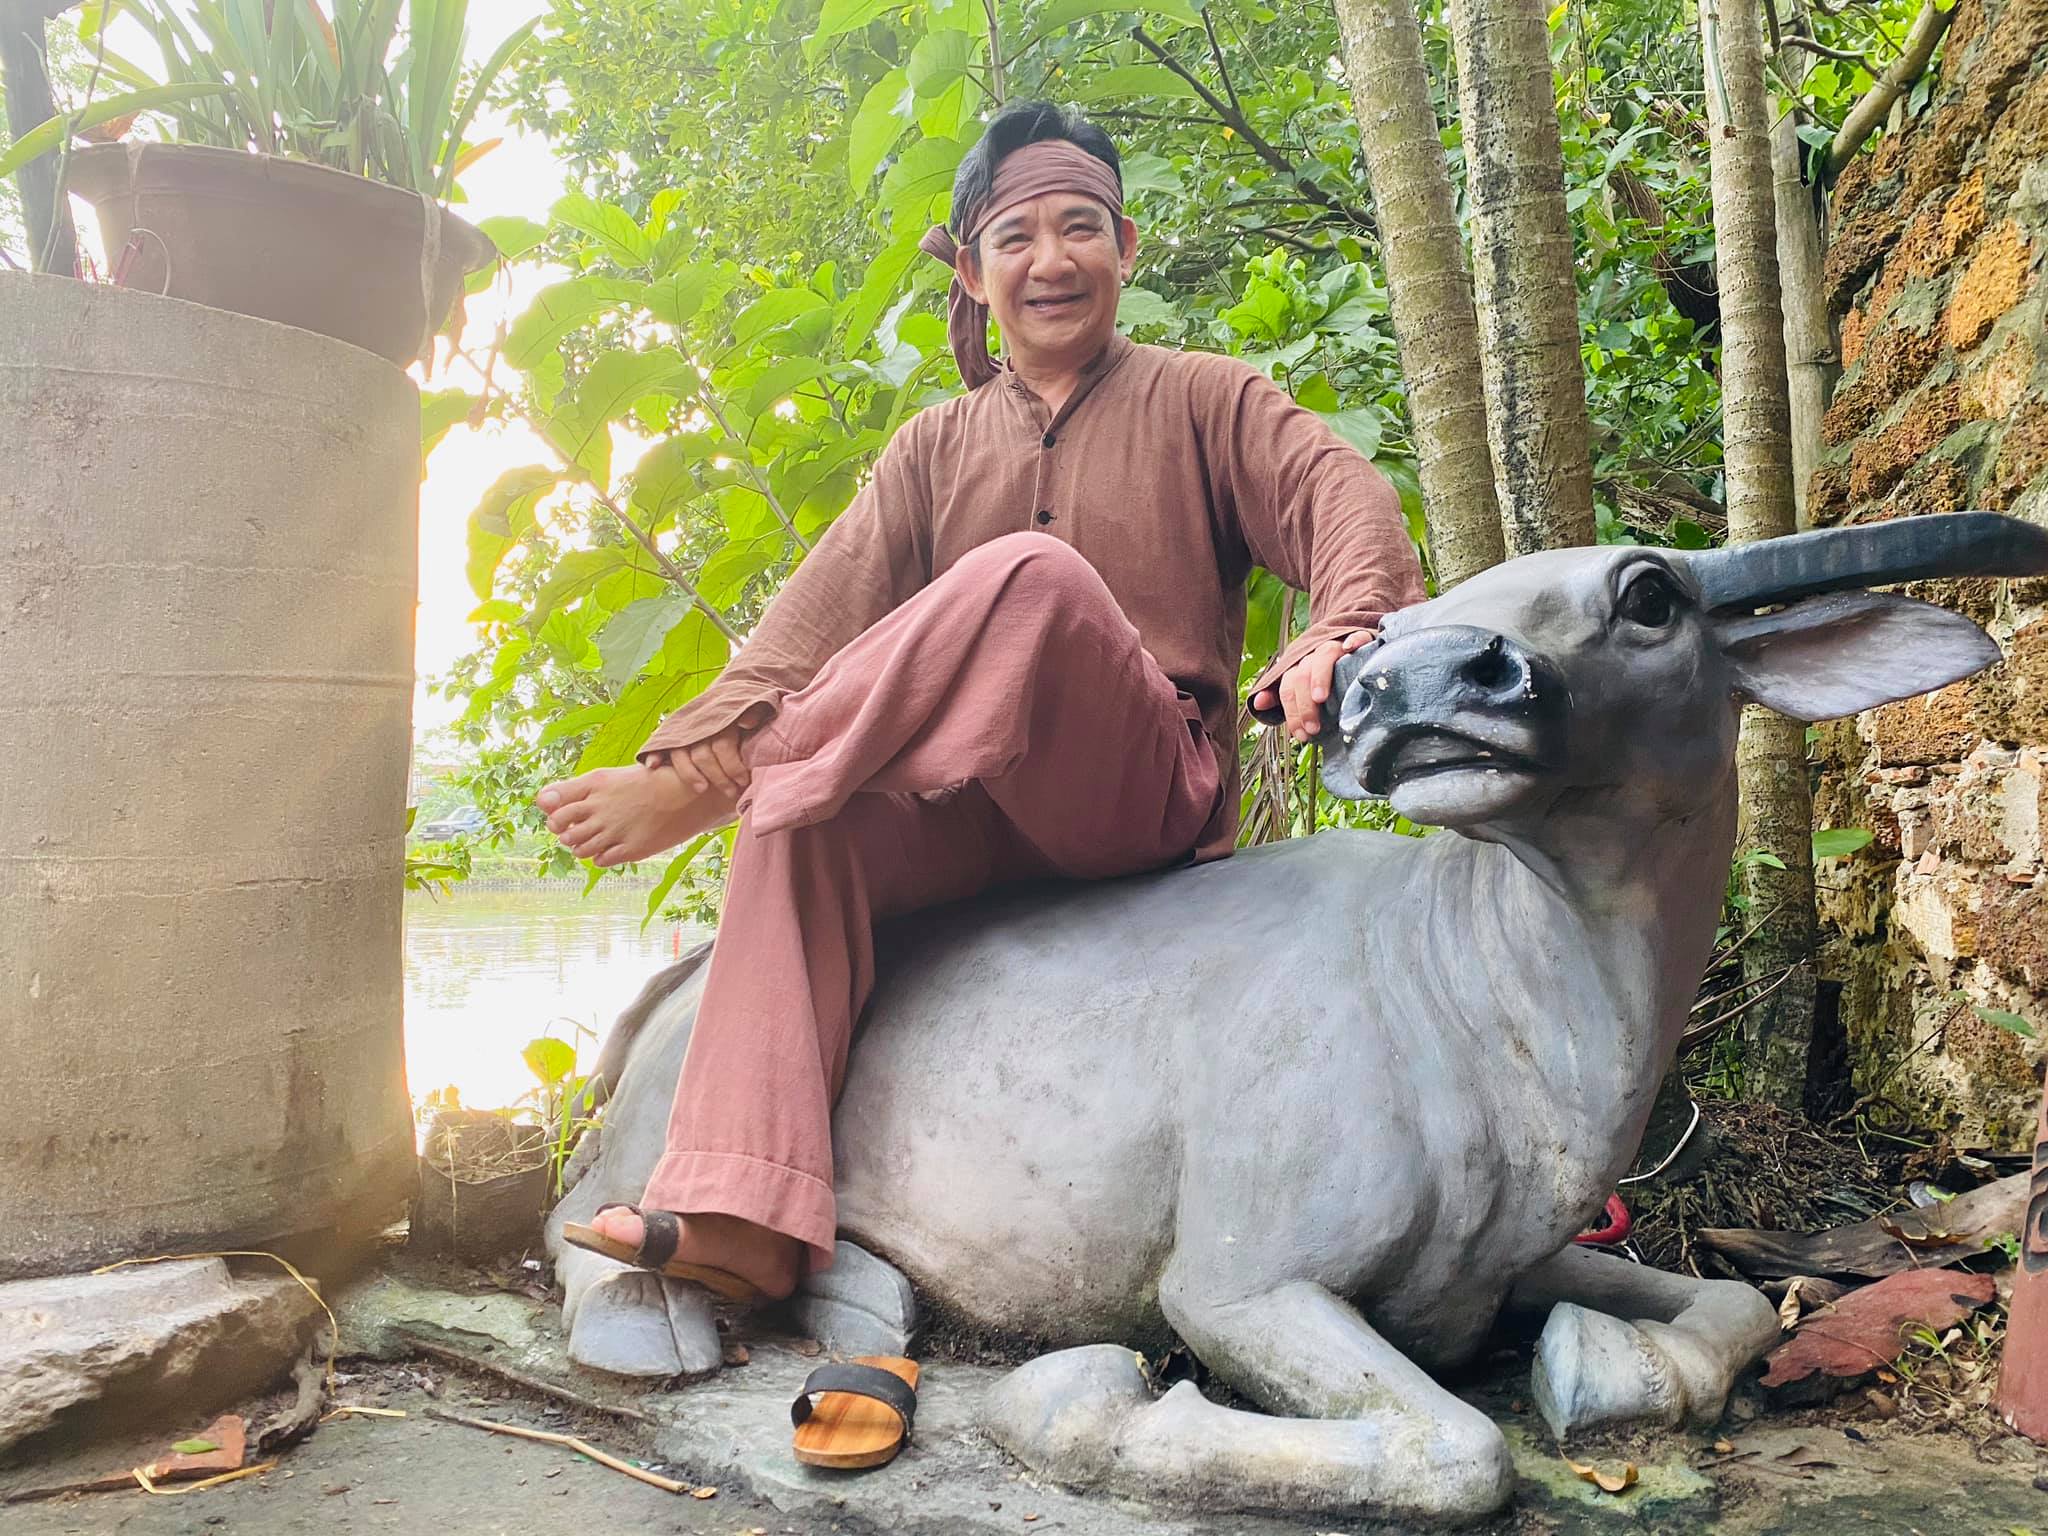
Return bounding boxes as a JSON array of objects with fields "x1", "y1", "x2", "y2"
[{"x1": 6, "y1": 1265, "x2": 2046, "y2": 1536}]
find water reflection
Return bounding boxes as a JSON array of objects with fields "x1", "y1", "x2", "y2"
[{"x1": 402, "y1": 883, "x2": 707, "y2": 1111}]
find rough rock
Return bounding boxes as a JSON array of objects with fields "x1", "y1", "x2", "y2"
[{"x1": 0, "y1": 1258, "x2": 320, "y2": 1457}]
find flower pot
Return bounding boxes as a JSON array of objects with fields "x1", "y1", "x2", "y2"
[
  {"x1": 66, "y1": 142, "x2": 496, "y2": 368},
  {"x1": 413, "y1": 1110, "x2": 552, "y2": 1264}
]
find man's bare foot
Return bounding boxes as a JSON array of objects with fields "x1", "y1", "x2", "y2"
[
  {"x1": 589, "y1": 1206, "x2": 803, "y2": 1299},
  {"x1": 536, "y1": 760, "x2": 734, "y2": 868}
]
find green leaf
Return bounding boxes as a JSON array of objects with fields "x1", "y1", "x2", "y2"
[
  {"x1": 522, "y1": 1036, "x2": 577, "y2": 1088},
  {"x1": 575, "y1": 613, "x2": 730, "y2": 771},
  {"x1": 1812, "y1": 827, "x2": 1875, "y2": 859},
  {"x1": 848, "y1": 68, "x2": 911, "y2": 189},
  {"x1": 538, "y1": 700, "x2": 614, "y2": 744},
  {"x1": 467, "y1": 598, "x2": 524, "y2": 624},
  {"x1": 1033, "y1": 0, "x2": 1201, "y2": 32},
  {"x1": 1318, "y1": 407, "x2": 1383, "y2": 460},
  {"x1": 646, "y1": 264, "x2": 714, "y2": 328},
  {"x1": 547, "y1": 347, "x2": 692, "y2": 481},
  {"x1": 170, "y1": 1438, "x2": 219, "y2": 1455},
  {"x1": 731, "y1": 288, "x2": 832, "y2": 350},
  {"x1": 642, "y1": 834, "x2": 716, "y2": 929},
  {"x1": 465, "y1": 467, "x2": 559, "y2": 599},
  {"x1": 505, "y1": 277, "x2": 648, "y2": 371},
  {"x1": 1974, "y1": 1006, "x2": 2039, "y2": 1040},
  {"x1": 1669, "y1": 518, "x2": 1713, "y2": 550},
  {"x1": 1073, "y1": 65, "x2": 1203, "y2": 104},
  {"x1": 476, "y1": 215, "x2": 548, "y2": 263},
  {"x1": 1291, "y1": 373, "x2": 1341, "y2": 412},
  {"x1": 1119, "y1": 150, "x2": 1184, "y2": 196},
  {"x1": 746, "y1": 356, "x2": 833, "y2": 415},
  {"x1": 528, "y1": 547, "x2": 643, "y2": 629},
  {"x1": 1116, "y1": 286, "x2": 1177, "y2": 329},
  {"x1": 698, "y1": 538, "x2": 779, "y2": 606},
  {"x1": 420, "y1": 388, "x2": 474, "y2": 458},
  {"x1": 812, "y1": 0, "x2": 896, "y2": 41},
  {"x1": 908, "y1": 30, "x2": 972, "y2": 97},
  {"x1": 0, "y1": 83, "x2": 233, "y2": 179},
  {"x1": 878, "y1": 136, "x2": 966, "y2": 223},
  {"x1": 596, "y1": 594, "x2": 691, "y2": 689},
  {"x1": 553, "y1": 192, "x2": 654, "y2": 268}
]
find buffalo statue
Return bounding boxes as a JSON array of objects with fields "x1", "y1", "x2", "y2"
[{"x1": 546, "y1": 511, "x2": 2048, "y2": 1523}]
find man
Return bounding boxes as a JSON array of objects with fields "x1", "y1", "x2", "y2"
[{"x1": 536, "y1": 102, "x2": 1425, "y2": 1300}]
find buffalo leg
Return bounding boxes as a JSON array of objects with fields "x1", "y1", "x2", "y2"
[
  {"x1": 985, "y1": 1278, "x2": 1514, "y2": 1521},
  {"x1": 1508, "y1": 1243, "x2": 1778, "y2": 1439}
]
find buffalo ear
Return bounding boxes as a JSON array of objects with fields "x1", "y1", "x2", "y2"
[{"x1": 1717, "y1": 591, "x2": 2002, "y2": 722}]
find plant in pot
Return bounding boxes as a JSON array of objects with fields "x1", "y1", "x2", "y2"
[{"x1": 1, "y1": 0, "x2": 535, "y2": 365}]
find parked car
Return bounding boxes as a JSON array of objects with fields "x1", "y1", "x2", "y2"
[{"x1": 415, "y1": 805, "x2": 487, "y2": 841}]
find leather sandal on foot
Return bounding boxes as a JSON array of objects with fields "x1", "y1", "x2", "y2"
[
  {"x1": 559, "y1": 1204, "x2": 762, "y2": 1301},
  {"x1": 791, "y1": 1356, "x2": 920, "y2": 1469}
]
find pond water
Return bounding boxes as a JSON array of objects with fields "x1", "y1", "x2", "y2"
[{"x1": 402, "y1": 883, "x2": 707, "y2": 1112}]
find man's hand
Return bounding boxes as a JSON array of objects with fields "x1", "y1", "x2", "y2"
[
  {"x1": 663, "y1": 724, "x2": 751, "y2": 798},
  {"x1": 1253, "y1": 630, "x2": 1375, "y2": 744}
]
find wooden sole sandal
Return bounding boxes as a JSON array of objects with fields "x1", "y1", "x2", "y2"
[
  {"x1": 559, "y1": 1204, "x2": 762, "y2": 1301},
  {"x1": 790, "y1": 1356, "x2": 920, "y2": 1469}
]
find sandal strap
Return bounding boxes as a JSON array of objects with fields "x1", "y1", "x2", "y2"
[
  {"x1": 790, "y1": 1363, "x2": 917, "y2": 1438},
  {"x1": 593, "y1": 1203, "x2": 680, "y2": 1268}
]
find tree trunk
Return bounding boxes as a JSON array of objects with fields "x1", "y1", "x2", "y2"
[
  {"x1": 1335, "y1": 0, "x2": 1504, "y2": 587},
  {"x1": 1702, "y1": 0, "x2": 1817, "y2": 1109},
  {"x1": 1, "y1": 0, "x2": 76, "y2": 275},
  {"x1": 1445, "y1": 0, "x2": 1595, "y2": 555},
  {"x1": 1770, "y1": 3, "x2": 1835, "y2": 528}
]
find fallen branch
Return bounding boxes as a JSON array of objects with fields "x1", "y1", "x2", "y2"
[
  {"x1": 424, "y1": 1408, "x2": 687, "y2": 1494},
  {"x1": 402, "y1": 1337, "x2": 652, "y2": 1423},
  {"x1": 255, "y1": 1350, "x2": 328, "y2": 1455},
  {"x1": 1828, "y1": 0, "x2": 1952, "y2": 173}
]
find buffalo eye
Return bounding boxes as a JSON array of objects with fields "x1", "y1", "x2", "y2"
[{"x1": 1618, "y1": 569, "x2": 1680, "y2": 629}]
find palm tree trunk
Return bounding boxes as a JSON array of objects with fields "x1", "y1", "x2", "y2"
[
  {"x1": 1445, "y1": 0, "x2": 1595, "y2": 555},
  {"x1": 1335, "y1": 0, "x2": 1504, "y2": 587},
  {"x1": 1770, "y1": 2, "x2": 1835, "y2": 528},
  {"x1": 1702, "y1": 0, "x2": 1818, "y2": 1109}
]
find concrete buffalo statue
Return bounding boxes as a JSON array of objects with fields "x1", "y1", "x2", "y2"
[{"x1": 547, "y1": 511, "x2": 2048, "y2": 1522}]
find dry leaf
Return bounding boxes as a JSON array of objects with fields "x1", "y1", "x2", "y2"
[
  {"x1": 690, "y1": 1486, "x2": 718, "y2": 1499},
  {"x1": 1564, "y1": 1456, "x2": 1639, "y2": 1494},
  {"x1": 1778, "y1": 1286, "x2": 1804, "y2": 1330},
  {"x1": 1713, "y1": 1438, "x2": 1735, "y2": 1454}
]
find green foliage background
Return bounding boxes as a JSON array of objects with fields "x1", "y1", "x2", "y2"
[{"x1": 426, "y1": 0, "x2": 1935, "y2": 911}]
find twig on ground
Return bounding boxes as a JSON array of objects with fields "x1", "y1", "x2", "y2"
[
  {"x1": 402, "y1": 1337, "x2": 652, "y2": 1423},
  {"x1": 424, "y1": 1408, "x2": 687, "y2": 1493},
  {"x1": 255, "y1": 1350, "x2": 329, "y2": 1454}
]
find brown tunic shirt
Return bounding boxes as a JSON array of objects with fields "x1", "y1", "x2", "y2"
[{"x1": 640, "y1": 332, "x2": 1427, "y2": 860}]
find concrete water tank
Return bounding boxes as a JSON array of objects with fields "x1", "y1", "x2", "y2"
[{"x1": 0, "y1": 275, "x2": 416, "y2": 1280}]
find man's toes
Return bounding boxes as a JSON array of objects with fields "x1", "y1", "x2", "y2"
[
  {"x1": 537, "y1": 773, "x2": 597, "y2": 813},
  {"x1": 592, "y1": 1207, "x2": 648, "y2": 1250}
]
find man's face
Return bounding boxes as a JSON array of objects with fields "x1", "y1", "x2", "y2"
[{"x1": 958, "y1": 189, "x2": 1139, "y2": 372}]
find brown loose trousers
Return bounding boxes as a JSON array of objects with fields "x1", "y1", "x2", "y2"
[{"x1": 634, "y1": 335, "x2": 1426, "y2": 1267}]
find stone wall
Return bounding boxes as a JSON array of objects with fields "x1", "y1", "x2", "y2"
[{"x1": 1808, "y1": 0, "x2": 2048, "y2": 1145}]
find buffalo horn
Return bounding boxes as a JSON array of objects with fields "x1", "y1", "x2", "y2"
[{"x1": 1686, "y1": 511, "x2": 2048, "y2": 612}]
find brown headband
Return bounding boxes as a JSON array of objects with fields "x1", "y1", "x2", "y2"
[{"x1": 919, "y1": 140, "x2": 1125, "y2": 389}]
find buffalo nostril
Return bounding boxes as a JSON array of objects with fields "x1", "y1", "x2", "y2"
[{"x1": 1462, "y1": 635, "x2": 1518, "y2": 695}]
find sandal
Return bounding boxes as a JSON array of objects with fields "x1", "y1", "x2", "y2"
[
  {"x1": 559, "y1": 1203, "x2": 763, "y2": 1301},
  {"x1": 791, "y1": 1356, "x2": 920, "y2": 1469}
]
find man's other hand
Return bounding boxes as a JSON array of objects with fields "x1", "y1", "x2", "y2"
[
  {"x1": 1253, "y1": 630, "x2": 1375, "y2": 744},
  {"x1": 667, "y1": 724, "x2": 751, "y2": 798}
]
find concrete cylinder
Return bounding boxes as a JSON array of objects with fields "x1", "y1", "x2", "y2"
[{"x1": 0, "y1": 276, "x2": 416, "y2": 1280}]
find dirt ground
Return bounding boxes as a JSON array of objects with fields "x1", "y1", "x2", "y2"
[{"x1": 8, "y1": 1355, "x2": 2047, "y2": 1536}]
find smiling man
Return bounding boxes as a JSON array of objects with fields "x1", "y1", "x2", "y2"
[{"x1": 536, "y1": 102, "x2": 1425, "y2": 1299}]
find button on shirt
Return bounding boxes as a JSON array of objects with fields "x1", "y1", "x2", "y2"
[{"x1": 641, "y1": 332, "x2": 1426, "y2": 861}]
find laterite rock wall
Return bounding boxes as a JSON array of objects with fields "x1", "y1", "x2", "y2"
[{"x1": 1809, "y1": 0, "x2": 2048, "y2": 1144}]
